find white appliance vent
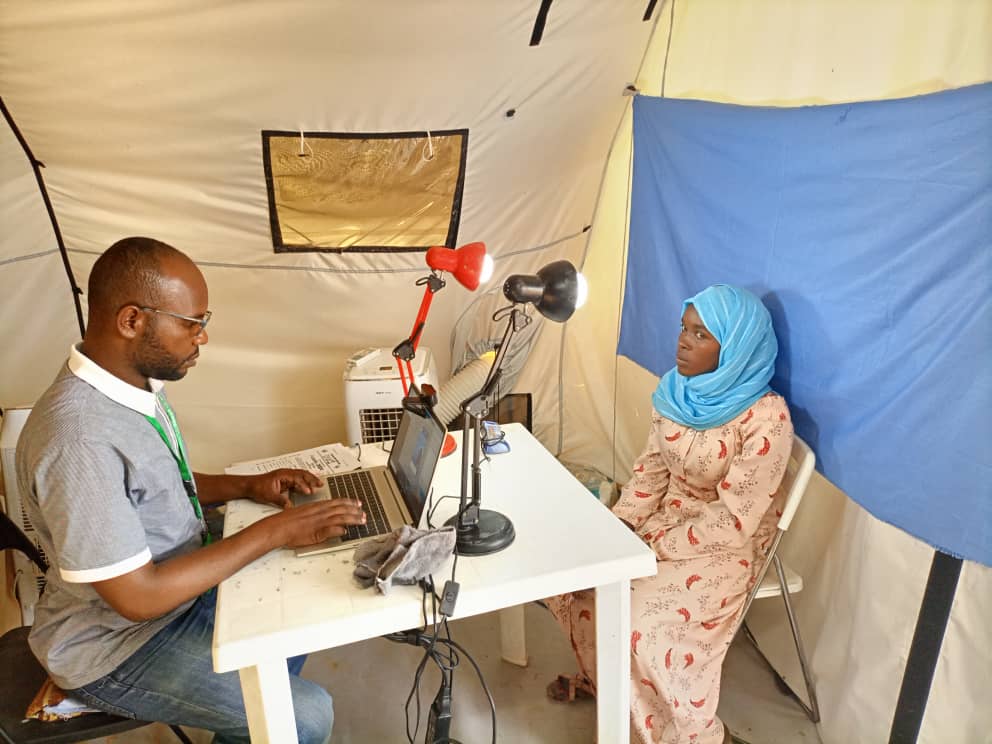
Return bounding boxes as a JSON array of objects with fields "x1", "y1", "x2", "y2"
[
  {"x1": 343, "y1": 347, "x2": 439, "y2": 445},
  {"x1": 1, "y1": 407, "x2": 45, "y2": 626}
]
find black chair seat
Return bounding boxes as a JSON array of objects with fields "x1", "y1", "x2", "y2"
[
  {"x1": 0, "y1": 625, "x2": 151, "y2": 744},
  {"x1": 0, "y1": 510, "x2": 192, "y2": 743}
]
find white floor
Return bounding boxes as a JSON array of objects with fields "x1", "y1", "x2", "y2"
[{"x1": 81, "y1": 602, "x2": 821, "y2": 744}]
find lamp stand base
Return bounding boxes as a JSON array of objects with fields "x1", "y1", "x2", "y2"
[{"x1": 445, "y1": 509, "x2": 515, "y2": 556}]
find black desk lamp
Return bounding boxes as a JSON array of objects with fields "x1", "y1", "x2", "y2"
[{"x1": 445, "y1": 259, "x2": 588, "y2": 555}]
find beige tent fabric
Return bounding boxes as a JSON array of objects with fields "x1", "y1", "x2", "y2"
[
  {"x1": 1, "y1": 2, "x2": 990, "y2": 742},
  {"x1": 0, "y1": 0, "x2": 654, "y2": 466}
]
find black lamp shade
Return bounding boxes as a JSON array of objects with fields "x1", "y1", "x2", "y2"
[{"x1": 502, "y1": 260, "x2": 581, "y2": 323}]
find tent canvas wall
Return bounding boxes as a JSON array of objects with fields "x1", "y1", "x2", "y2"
[{"x1": 2, "y1": 2, "x2": 989, "y2": 742}]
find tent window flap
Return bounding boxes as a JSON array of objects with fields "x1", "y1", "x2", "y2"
[{"x1": 262, "y1": 129, "x2": 469, "y2": 253}]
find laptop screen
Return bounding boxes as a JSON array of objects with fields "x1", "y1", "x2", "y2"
[{"x1": 387, "y1": 405, "x2": 446, "y2": 523}]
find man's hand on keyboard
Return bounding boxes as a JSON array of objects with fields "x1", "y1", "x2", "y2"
[
  {"x1": 244, "y1": 468, "x2": 324, "y2": 509},
  {"x1": 266, "y1": 499, "x2": 367, "y2": 548}
]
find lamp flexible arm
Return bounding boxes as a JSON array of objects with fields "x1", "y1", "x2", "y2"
[
  {"x1": 393, "y1": 273, "x2": 446, "y2": 395},
  {"x1": 458, "y1": 306, "x2": 532, "y2": 528},
  {"x1": 477, "y1": 305, "x2": 531, "y2": 401}
]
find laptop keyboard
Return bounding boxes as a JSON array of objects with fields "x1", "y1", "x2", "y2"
[{"x1": 327, "y1": 470, "x2": 391, "y2": 540}]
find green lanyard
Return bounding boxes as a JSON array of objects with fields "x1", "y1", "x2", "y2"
[{"x1": 145, "y1": 399, "x2": 211, "y2": 545}]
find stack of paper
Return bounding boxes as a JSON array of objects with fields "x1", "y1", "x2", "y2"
[{"x1": 225, "y1": 443, "x2": 361, "y2": 477}]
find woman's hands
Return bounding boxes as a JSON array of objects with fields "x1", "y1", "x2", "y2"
[{"x1": 618, "y1": 516, "x2": 637, "y2": 532}]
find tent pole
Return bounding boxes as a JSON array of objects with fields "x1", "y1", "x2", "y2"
[{"x1": 0, "y1": 96, "x2": 86, "y2": 339}]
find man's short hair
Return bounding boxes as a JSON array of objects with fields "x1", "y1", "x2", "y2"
[{"x1": 87, "y1": 237, "x2": 184, "y2": 318}]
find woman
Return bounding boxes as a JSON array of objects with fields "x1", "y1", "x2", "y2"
[{"x1": 547, "y1": 284, "x2": 793, "y2": 744}]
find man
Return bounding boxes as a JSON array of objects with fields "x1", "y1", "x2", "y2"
[{"x1": 15, "y1": 237, "x2": 366, "y2": 743}]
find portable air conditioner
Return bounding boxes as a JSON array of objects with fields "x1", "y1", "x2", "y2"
[
  {"x1": 343, "y1": 347, "x2": 439, "y2": 445},
  {"x1": 1, "y1": 407, "x2": 46, "y2": 626}
]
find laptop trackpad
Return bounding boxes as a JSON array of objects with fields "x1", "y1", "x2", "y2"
[{"x1": 290, "y1": 483, "x2": 330, "y2": 507}]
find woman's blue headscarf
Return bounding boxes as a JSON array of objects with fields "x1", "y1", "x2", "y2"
[{"x1": 652, "y1": 284, "x2": 778, "y2": 430}]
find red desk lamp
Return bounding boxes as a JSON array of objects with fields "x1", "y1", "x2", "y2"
[{"x1": 392, "y1": 242, "x2": 493, "y2": 454}]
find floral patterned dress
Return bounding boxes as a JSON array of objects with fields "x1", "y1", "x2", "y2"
[{"x1": 548, "y1": 392, "x2": 793, "y2": 743}]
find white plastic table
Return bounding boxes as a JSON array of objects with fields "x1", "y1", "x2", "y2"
[{"x1": 212, "y1": 423, "x2": 656, "y2": 743}]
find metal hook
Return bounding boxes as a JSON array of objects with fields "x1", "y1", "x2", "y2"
[
  {"x1": 422, "y1": 130, "x2": 435, "y2": 162},
  {"x1": 299, "y1": 129, "x2": 313, "y2": 158}
]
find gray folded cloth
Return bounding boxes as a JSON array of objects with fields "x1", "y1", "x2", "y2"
[{"x1": 353, "y1": 525, "x2": 456, "y2": 594}]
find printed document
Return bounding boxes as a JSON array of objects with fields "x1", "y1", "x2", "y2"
[{"x1": 225, "y1": 443, "x2": 361, "y2": 477}]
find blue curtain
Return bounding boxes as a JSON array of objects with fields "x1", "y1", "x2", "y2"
[{"x1": 619, "y1": 84, "x2": 991, "y2": 565}]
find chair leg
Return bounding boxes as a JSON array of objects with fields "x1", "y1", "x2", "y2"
[
  {"x1": 774, "y1": 554, "x2": 821, "y2": 723},
  {"x1": 169, "y1": 724, "x2": 195, "y2": 743}
]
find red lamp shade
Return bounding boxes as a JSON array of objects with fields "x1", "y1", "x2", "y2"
[{"x1": 426, "y1": 242, "x2": 488, "y2": 291}]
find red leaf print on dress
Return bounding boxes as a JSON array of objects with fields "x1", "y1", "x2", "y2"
[
  {"x1": 664, "y1": 648, "x2": 672, "y2": 669},
  {"x1": 631, "y1": 630, "x2": 642, "y2": 655},
  {"x1": 645, "y1": 715, "x2": 654, "y2": 730},
  {"x1": 683, "y1": 652, "x2": 694, "y2": 668},
  {"x1": 653, "y1": 529, "x2": 666, "y2": 543},
  {"x1": 701, "y1": 620, "x2": 719, "y2": 630},
  {"x1": 721, "y1": 480, "x2": 732, "y2": 490},
  {"x1": 690, "y1": 698, "x2": 706, "y2": 708},
  {"x1": 742, "y1": 409, "x2": 754, "y2": 424},
  {"x1": 779, "y1": 412, "x2": 787, "y2": 421},
  {"x1": 641, "y1": 678, "x2": 659, "y2": 695},
  {"x1": 673, "y1": 698, "x2": 680, "y2": 709},
  {"x1": 718, "y1": 440, "x2": 727, "y2": 459},
  {"x1": 685, "y1": 574, "x2": 702, "y2": 590},
  {"x1": 720, "y1": 596, "x2": 729, "y2": 609},
  {"x1": 739, "y1": 559, "x2": 750, "y2": 568},
  {"x1": 677, "y1": 608, "x2": 691, "y2": 622},
  {"x1": 579, "y1": 609, "x2": 592, "y2": 621},
  {"x1": 670, "y1": 499, "x2": 682, "y2": 508},
  {"x1": 665, "y1": 431, "x2": 681, "y2": 442},
  {"x1": 635, "y1": 463, "x2": 645, "y2": 472},
  {"x1": 634, "y1": 490, "x2": 651, "y2": 499},
  {"x1": 757, "y1": 437, "x2": 771, "y2": 456},
  {"x1": 687, "y1": 526, "x2": 700, "y2": 545},
  {"x1": 734, "y1": 516, "x2": 742, "y2": 531}
]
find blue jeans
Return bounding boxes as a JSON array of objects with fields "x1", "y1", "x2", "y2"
[{"x1": 68, "y1": 590, "x2": 333, "y2": 743}]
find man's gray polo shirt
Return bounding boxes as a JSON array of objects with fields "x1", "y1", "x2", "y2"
[{"x1": 16, "y1": 345, "x2": 204, "y2": 689}]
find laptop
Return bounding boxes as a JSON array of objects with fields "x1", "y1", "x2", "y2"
[{"x1": 292, "y1": 404, "x2": 447, "y2": 556}]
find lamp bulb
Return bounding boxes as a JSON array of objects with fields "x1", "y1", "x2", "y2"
[
  {"x1": 575, "y1": 272, "x2": 589, "y2": 309},
  {"x1": 479, "y1": 255, "x2": 494, "y2": 284}
]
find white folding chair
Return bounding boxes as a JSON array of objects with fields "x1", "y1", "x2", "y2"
[{"x1": 736, "y1": 434, "x2": 820, "y2": 722}]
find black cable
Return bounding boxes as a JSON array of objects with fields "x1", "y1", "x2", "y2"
[
  {"x1": 444, "y1": 637, "x2": 497, "y2": 743},
  {"x1": 427, "y1": 495, "x2": 461, "y2": 528},
  {"x1": 386, "y1": 484, "x2": 497, "y2": 744},
  {"x1": 403, "y1": 644, "x2": 433, "y2": 742}
]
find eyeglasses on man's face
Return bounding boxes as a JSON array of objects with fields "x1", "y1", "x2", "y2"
[{"x1": 138, "y1": 306, "x2": 212, "y2": 335}]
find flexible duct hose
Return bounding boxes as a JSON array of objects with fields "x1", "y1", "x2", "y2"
[{"x1": 433, "y1": 352, "x2": 495, "y2": 427}]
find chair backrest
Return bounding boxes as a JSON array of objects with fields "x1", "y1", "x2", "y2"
[
  {"x1": 0, "y1": 510, "x2": 48, "y2": 573},
  {"x1": 776, "y1": 435, "x2": 815, "y2": 533}
]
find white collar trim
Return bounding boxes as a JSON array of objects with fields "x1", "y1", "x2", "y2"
[{"x1": 67, "y1": 344, "x2": 163, "y2": 417}]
